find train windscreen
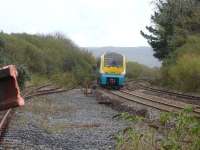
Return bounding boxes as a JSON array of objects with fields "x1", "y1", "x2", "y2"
[{"x1": 104, "y1": 52, "x2": 123, "y2": 67}]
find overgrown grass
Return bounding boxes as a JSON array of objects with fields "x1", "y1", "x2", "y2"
[
  {"x1": 116, "y1": 107, "x2": 200, "y2": 150},
  {"x1": 50, "y1": 72, "x2": 77, "y2": 88},
  {"x1": 29, "y1": 74, "x2": 50, "y2": 86}
]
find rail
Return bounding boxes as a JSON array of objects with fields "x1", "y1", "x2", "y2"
[{"x1": 108, "y1": 89, "x2": 200, "y2": 116}]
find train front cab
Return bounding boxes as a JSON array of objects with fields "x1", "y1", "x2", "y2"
[{"x1": 99, "y1": 74, "x2": 125, "y2": 88}]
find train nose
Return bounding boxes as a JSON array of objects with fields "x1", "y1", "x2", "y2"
[{"x1": 0, "y1": 65, "x2": 24, "y2": 111}]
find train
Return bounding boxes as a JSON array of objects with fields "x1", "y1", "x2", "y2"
[{"x1": 98, "y1": 52, "x2": 126, "y2": 89}]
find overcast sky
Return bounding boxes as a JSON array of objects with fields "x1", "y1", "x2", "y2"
[{"x1": 0, "y1": 0, "x2": 153, "y2": 47}]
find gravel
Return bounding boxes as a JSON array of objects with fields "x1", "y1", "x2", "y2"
[{"x1": 0, "y1": 89, "x2": 129, "y2": 150}]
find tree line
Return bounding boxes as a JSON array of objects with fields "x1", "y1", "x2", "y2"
[
  {"x1": 141, "y1": 0, "x2": 200, "y2": 92},
  {"x1": 0, "y1": 32, "x2": 96, "y2": 88}
]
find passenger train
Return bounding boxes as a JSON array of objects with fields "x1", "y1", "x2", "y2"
[{"x1": 98, "y1": 52, "x2": 126, "y2": 89}]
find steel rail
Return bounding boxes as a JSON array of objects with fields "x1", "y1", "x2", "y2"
[
  {"x1": 133, "y1": 84, "x2": 200, "y2": 100},
  {"x1": 23, "y1": 84, "x2": 53, "y2": 97},
  {"x1": 122, "y1": 90, "x2": 200, "y2": 112},
  {"x1": 25, "y1": 89, "x2": 68, "y2": 100},
  {"x1": 109, "y1": 90, "x2": 200, "y2": 116}
]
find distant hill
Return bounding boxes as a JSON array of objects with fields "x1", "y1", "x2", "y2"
[{"x1": 85, "y1": 46, "x2": 161, "y2": 67}]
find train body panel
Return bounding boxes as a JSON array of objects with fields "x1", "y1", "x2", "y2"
[{"x1": 98, "y1": 52, "x2": 126, "y2": 88}]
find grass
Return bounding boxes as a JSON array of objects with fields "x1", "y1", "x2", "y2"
[
  {"x1": 116, "y1": 107, "x2": 200, "y2": 150},
  {"x1": 28, "y1": 74, "x2": 50, "y2": 86}
]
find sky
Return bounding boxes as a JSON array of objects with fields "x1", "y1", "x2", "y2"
[{"x1": 0, "y1": 0, "x2": 153, "y2": 47}]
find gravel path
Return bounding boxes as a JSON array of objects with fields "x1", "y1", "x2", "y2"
[{"x1": 0, "y1": 89, "x2": 129, "y2": 150}]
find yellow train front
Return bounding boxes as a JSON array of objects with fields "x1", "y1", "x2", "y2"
[{"x1": 98, "y1": 52, "x2": 126, "y2": 89}]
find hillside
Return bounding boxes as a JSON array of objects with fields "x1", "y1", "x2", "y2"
[
  {"x1": 85, "y1": 46, "x2": 161, "y2": 67},
  {"x1": 0, "y1": 32, "x2": 96, "y2": 87}
]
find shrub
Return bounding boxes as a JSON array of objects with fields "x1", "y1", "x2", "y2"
[
  {"x1": 167, "y1": 54, "x2": 200, "y2": 91},
  {"x1": 16, "y1": 65, "x2": 31, "y2": 90},
  {"x1": 160, "y1": 35, "x2": 200, "y2": 92},
  {"x1": 126, "y1": 61, "x2": 160, "y2": 82}
]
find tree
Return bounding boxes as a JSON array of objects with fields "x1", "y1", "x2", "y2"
[
  {"x1": 0, "y1": 36, "x2": 8, "y2": 65},
  {"x1": 141, "y1": 0, "x2": 200, "y2": 61}
]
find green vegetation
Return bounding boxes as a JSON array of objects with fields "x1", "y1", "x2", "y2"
[
  {"x1": 126, "y1": 61, "x2": 160, "y2": 82},
  {"x1": 118, "y1": 112, "x2": 145, "y2": 122},
  {"x1": 116, "y1": 108, "x2": 200, "y2": 150},
  {"x1": 0, "y1": 32, "x2": 95, "y2": 88},
  {"x1": 141, "y1": 0, "x2": 200, "y2": 92},
  {"x1": 141, "y1": 0, "x2": 200, "y2": 61},
  {"x1": 160, "y1": 35, "x2": 200, "y2": 91},
  {"x1": 162, "y1": 54, "x2": 200, "y2": 92},
  {"x1": 16, "y1": 65, "x2": 31, "y2": 90}
]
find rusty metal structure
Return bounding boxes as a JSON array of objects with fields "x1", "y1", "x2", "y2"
[{"x1": 0, "y1": 65, "x2": 24, "y2": 111}]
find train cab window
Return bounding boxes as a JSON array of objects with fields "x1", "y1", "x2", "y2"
[{"x1": 104, "y1": 52, "x2": 123, "y2": 67}]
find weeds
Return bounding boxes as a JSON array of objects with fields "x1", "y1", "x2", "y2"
[
  {"x1": 159, "y1": 112, "x2": 174, "y2": 126},
  {"x1": 119, "y1": 112, "x2": 145, "y2": 122},
  {"x1": 116, "y1": 107, "x2": 200, "y2": 150},
  {"x1": 116, "y1": 127, "x2": 157, "y2": 150}
]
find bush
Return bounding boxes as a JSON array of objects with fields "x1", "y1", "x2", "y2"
[
  {"x1": 126, "y1": 61, "x2": 160, "y2": 82},
  {"x1": 167, "y1": 54, "x2": 200, "y2": 91},
  {"x1": 161, "y1": 35, "x2": 200, "y2": 92},
  {"x1": 16, "y1": 65, "x2": 31, "y2": 90}
]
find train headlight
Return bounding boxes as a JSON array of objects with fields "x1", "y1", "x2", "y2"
[{"x1": 100, "y1": 70, "x2": 104, "y2": 74}]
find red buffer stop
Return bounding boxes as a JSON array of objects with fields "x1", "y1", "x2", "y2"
[{"x1": 0, "y1": 65, "x2": 24, "y2": 111}]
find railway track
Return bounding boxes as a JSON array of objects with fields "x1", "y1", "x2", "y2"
[
  {"x1": 0, "y1": 84, "x2": 70, "y2": 142},
  {"x1": 128, "y1": 82, "x2": 200, "y2": 101},
  {"x1": 109, "y1": 89, "x2": 200, "y2": 116}
]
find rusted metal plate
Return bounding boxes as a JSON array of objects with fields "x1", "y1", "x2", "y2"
[{"x1": 0, "y1": 65, "x2": 24, "y2": 111}]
